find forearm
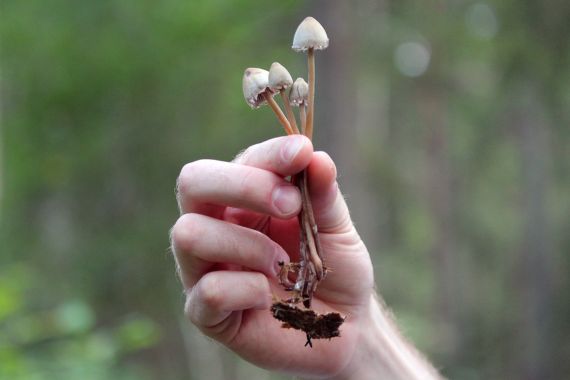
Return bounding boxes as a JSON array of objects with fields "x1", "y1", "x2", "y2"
[{"x1": 307, "y1": 294, "x2": 443, "y2": 380}]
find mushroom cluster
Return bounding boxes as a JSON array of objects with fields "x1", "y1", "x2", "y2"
[{"x1": 242, "y1": 17, "x2": 342, "y2": 346}]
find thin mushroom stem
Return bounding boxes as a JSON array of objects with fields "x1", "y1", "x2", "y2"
[
  {"x1": 306, "y1": 48, "x2": 315, "y2": 140},
  {"x1": 299, "y1": 104, "x2": 307, "y2": 135},
  {"x1": 292, "y1": 203, "x2": 308, "y2": 301},
  {"x1": 263, "y1": 92, "x2": 293, "y2": 135},
  {"x1": 301, "y1": 171, "x2": 324, "y2": 280},
  {"x1": 302, "y1": 261, "x2": 317, "y2": 308},
  {"x1": 303, "y1": 206, "x2": 323, "y2": 280},
  {"x1": 292, "y1": 168, "x2": 325, "y2": 308},
  {"x1": 280, "y1": 91, "x2": 299, "y2": 134},
  {"x1": 292, "y1": 173, "x2": 308, "y2": 296}
]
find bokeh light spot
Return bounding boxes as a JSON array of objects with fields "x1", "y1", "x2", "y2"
[
  {"x1": 394, "y1": 41, "x2": 431, "y2": 78},
  {"x1": 465, "y1": 2, "x2": 498, "y2": 39}
]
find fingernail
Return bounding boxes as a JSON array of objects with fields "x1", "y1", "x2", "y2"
[
  {"x1": 272, "y1": 186, "x2": 300, "y2": 215},
  {"x1": 282, "y1": 135, "x2": 305, "y2": 163}
]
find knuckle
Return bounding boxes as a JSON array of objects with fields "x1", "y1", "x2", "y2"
[
  {"x1": 236, "y1": 169, "x2": 256, "y2": 198},
  {"x1": 176, "y1": 163, "x2": 195, "y2": 195},
  {"x1": 171, "y1": 213, "x2": 203, "y2": 253},
  {"x1": 233, "y1": 144, "x2": 255, "y2": 164},
  {"x1": 177, "y1": 159, "x2": 211, "y2": 195},
  {"x1": 195, "y1": 273, "x2": 223, "y2": 309},
  {"x1": 183, "y1": 294, "x2": 196, "y2": 322},
  {"x1": 243, "y1": 231, "x2": 278, "y2": 269},
  {"x1": 246, "y1": 272, "x2": 268, "y2": 294},
  {"x1": 185, "y1": 295, "x2": 207, "y2": 327}
]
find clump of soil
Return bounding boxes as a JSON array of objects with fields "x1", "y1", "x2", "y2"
[{"x1": 271, "y1": 302, "x2": 345, "y2": 348}]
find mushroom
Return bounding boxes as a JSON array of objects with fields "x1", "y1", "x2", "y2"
[
  {"x1": 292, "y1": 17, "x2": 329, "y2": 140},
  {"x1": 243, "y1": 68, "x2": 293, "y2": 135},
  {"x1": 268, "y1": 62, "x2": 299, "y2": 134},
  {"x1": 289, "y1": 77, "x2": 309, "y2": 134}
]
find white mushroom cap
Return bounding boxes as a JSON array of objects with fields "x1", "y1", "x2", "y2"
[
  {"x1": 289, "y1": 77, "x2": 309, "y2": 106},
  {"x1": 292, "y1": 17, "x2": 329, "y2": 52},
  {"x1": 242, "y1": 68, "x2": 272, "y2": 109},
  {"x1": 268, "y1": 62, "x2": 293, "y2": 91}
]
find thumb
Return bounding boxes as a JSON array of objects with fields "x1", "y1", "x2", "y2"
[{"x1": 307, "y1": 152, "x2": 353, "y2": 235}]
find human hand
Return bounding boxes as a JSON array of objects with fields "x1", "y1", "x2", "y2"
[{"x1": 171, "y1": 135, "x2": 440, "y2": 379}]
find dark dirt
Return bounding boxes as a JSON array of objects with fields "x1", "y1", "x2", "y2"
[{"x1": 270, "y1": 302, "x2": 345, "y2": 347}]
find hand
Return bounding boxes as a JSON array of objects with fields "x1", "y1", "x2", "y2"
[{"x1": 170, "y1": 135, "x2": 440, "y2": 379}]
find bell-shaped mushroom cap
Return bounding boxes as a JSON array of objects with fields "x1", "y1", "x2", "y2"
[
  {"x1": 268, "y1": 62, "x2": 293, "y2": 91},
  {"x1": 289, "y1": 77, "x2": 309, "y2": 106},
  {"x1": 242, "y1": 68, "x2": 271, "y2": 108},
  {"x1": 292, "y1": 17, "x2": 329, "y2": 52}
]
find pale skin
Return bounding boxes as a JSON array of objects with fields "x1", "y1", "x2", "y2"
[{"x1": 171, "y1": 135, "x2": 443, "y2": 379}]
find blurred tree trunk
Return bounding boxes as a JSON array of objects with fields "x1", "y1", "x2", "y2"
[
  {"x1": 512, "y1": 86, "x2": 553, "y2": 380},
  {"x1": 313, "y1": 0, "x2": 384, "y2": 250},
  {"x1": 416, "y1": 78, "x2": 459, "y2": 356},
  {"x1": 0, "y1": 94, "x2": 3, "y2": 220}
]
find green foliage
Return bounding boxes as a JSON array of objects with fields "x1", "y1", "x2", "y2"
[{"x1": 0, "y1": 262, "x2": 161, "y2": 380}]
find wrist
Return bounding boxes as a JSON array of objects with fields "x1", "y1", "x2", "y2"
[{"x1": 331, "y1": 294, "x2": 442, "y2": 380}]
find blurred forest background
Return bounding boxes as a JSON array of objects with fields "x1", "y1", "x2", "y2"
[{"x1": 1, "y1": 0, "x2": 569, "y2": 379}]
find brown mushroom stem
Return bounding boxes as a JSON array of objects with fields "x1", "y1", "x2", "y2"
[
  {"x1": 299, "y1": 104, "x2": 307, "y2": 135},
  {"x1": 301, "y1": 170, "x2": 325, "y2": 281},
  {"x1": 263, "y1": 92, "x2": 293, "y2": 135},
  {"x1": 298, "y1": 219, "x2": 308, "y2": 281},
  {"x1": 301, "y1": 261, "x2": 317, "y2": 308},
  {"x1": 280, "y1": 91, "x2": 299, "y2": 134},
  {"x1": 292, "y1": 169, "x2": 325, "y2": 308},
  {"x1": 306, "y1": 48, "x2": 315, "y2": 140},
  {"x1": 302, "y1": 205, "x2": 324, "y2": 280},
  {"x1": 292, "y1": 174, "x2": 308, "y2": 294}
]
